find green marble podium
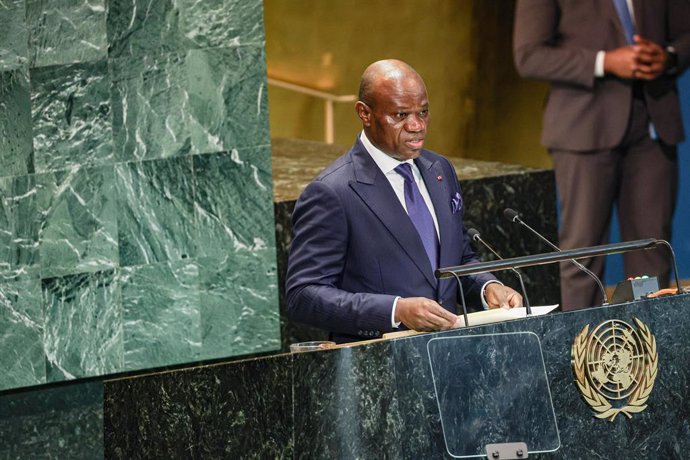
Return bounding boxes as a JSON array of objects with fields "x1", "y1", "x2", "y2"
[{"x1": 2, "y1": 293, "x2": 688, "y2": 458}]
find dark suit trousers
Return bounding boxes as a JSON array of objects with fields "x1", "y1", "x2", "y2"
[{"x1": 551, "y1": 96, "x2": 678, "y2": 310}]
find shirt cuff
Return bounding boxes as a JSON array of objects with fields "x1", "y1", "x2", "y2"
[
  {"x1": 391, "y1": 296, "x2": 402, "y2": 328},
  {"x1": 595, "y1": 51, "x2": 606, "y2": 77},
  {"x1": 480, "y1": 280, "x2": 504, "y2": 310}
]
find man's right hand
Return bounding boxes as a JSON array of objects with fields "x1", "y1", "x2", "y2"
[
  {"x1": 395, "y1": 297, "x2": 457, "y2": 332},
  {"x1": 604, "y1": 36, "x2": 668, "y2": 80},
  {"x1": 604, "y1": 46, "x2": 639, "y2": 79}
]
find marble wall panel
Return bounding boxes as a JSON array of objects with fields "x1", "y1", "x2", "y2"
[
  {"x1": 30, "y1": 59, "x2": 114, "y2": 172},
  {"x1": 111, "y1": 46, "x2": 268, "y2": 163},
  {"x1": 0, "y1": 0, "x2": 28, "y2": 70},
  {"x1": 193, "y1": 146, "x2": 273, "y2": 254},
  {"x1": 0, "y1": 67, "x2": 33, "y2": 178},
  {"x1": 115, "y1": 156, "x2": 196, "y2": 267},
  {"x1": 0, "y1": 276, "x2": 45, "y2": 389},
  {"x1": 107, "y1": 0, "x2": 265, "y2": 59},
  {"x1": 198, "y1": 250, "x2": 280, "y2": 360},
  {"x1": 26, "y1": 0, "x2": 107, "y2": 68},
  {"x1": 42, "y1": 269, "x2": 123, "y2": 381},
  {"x1": 0, "y1": 381, "x2": 104, "y2": 458},
  {"x1": 36, "y1": 165, "x2": 119, "y2": 278},
  {"x1": 0, "y1": 0, "x2": 279, "y2": 394},
  {"x1": 0, "y1": 174, "x2": 39, "y2": 278},
  {"x1": 120, "y1": 259, "x2": 201, "y2": 369}
]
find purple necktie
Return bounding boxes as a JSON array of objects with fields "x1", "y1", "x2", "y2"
[{"x1": 395, "y1": 163, "x2": 439, "y2": 270}]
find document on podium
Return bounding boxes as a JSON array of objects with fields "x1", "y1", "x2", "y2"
[
  {"x1": 453, "y1": 305, "x2": 559, "y2": 328},
  {"x1": 382, "y1": 305, "x2": 558, "y2": 340}
]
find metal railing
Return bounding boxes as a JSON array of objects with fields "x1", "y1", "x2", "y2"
[{"x1": 267, "y1": 77, "x2": 357, "y2": 144}]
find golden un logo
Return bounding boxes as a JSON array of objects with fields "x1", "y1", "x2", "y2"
[{"x1": 571, "y1": 318, "x2": 658, "y2": 422}]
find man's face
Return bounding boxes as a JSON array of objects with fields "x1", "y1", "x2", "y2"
[{"x1": 358, "y1": 76, "x2": 430, "y2": 161}]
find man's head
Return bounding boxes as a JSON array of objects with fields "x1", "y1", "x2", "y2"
[{"x1": 356, "y1": 60, "x2": 430, "y2": 161}]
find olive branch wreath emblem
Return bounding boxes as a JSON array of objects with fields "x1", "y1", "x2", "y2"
[{"x1": 571, "y1": 318, "x2": 658, "y2": 422}]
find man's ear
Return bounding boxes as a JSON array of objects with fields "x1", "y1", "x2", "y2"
[{"x1": 355, "y1": 101, "x2": 371, "y2": 127}]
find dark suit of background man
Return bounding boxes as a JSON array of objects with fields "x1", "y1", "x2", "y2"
[
  {"x1": 514, "y1": 0, "x2": 690, "y2": 310},
  {"x1": 286, "y1": 60, "x2": 522, "y2": 343}
]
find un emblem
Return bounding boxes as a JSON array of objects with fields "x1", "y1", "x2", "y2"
[{"x1": 571, "y1": 318, "x2": 658, "y2": 421}]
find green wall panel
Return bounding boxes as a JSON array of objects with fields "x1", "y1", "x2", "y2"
[
  {"x1": 115, "y1": 157, "x2": 196, "y2": 266},
  {"x1": 107, "y1": 0, "x2": 265, "y2": 59},
  {"x1": 0, "y1": 0, "x2": 278, "y2": 393},
  {"x1": 121, "y1": 260, "x2": 201, "y2": 369},
  {"x1": 0, "y1": 67, "x2": 33, "y2": 178},
  {"x1": 111, "y1": 46, "x2": 269, "y2": 163},
  {"x1": 42, "y1": 270, "x2": 123, "y2": 381},
  {"x1": 27, "y1": 0, "x2": 107, "y2": 68},
  {"x1": 0, "y1": 174, "x2": 39, "y2": 276},
  {"x1": 36, "y1": 166, "x2": 119, "y2": 278},
  {"x1": 30, "y1": 60, "x2": 114, "y2": 172},
  {"x1": 0, "y1": 276, "x2": 44, "y2": 389},
  {"x1": 0, "y1": 0, "x2": 29, "y2": 70}
]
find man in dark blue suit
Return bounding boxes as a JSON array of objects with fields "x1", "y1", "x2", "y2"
[{"x1": 286, "y1": 60, "x2": 522, "y2": 343}]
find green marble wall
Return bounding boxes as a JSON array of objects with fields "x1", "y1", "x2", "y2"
[{"x1": 0, "y1": 0, "x2": 279, "y2": 391}]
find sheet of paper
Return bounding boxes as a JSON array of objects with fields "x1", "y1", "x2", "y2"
[
  {"x1": 453, "y1": 305, "x2": 559, "y2": 328},
  {"x1": 381, "y1": 305, "x2": 560, "y2": 340}
]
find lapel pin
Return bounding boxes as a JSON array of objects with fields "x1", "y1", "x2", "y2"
[{"x1": 437, "y1": 175, "x2": 443, "y2": 181}]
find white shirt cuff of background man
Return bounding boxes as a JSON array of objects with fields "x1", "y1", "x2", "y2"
[
  {"x1": 595, "y1": 51, "x2": 606, "y2": 77},
  {"x1": 390, "y1": 280, "x2": 503, "y2": 328}
]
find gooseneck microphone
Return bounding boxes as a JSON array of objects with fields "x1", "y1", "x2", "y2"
[
  {"x1": 503, "y1": 208, "x2": 609, "y2": 306},
  {"x1": 467, "y1": 228, "x2": 531, "y2": 314}
]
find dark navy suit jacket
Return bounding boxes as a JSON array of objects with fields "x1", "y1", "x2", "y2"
[{"x1": 286, "y1": 139, "x2": 495, "y2": 343}]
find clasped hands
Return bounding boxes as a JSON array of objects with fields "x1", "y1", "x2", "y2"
[
  {"x1": 604, "y1": 35, "x2": 670, "y2": 80},
  {"x1": 394, "y1": 283, "x2": 522, "y2": 332}
]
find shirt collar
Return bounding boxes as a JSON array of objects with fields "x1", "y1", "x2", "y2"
[{"x1": 359, "y1": 131, "x2": 413, "y2": 175}]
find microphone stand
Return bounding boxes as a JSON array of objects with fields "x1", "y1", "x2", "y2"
[
  {"x1": 435, "y1": 239, "x2": 681, "y2": 300},
  {"x1": 504, "y1": 208, "x2": 609, "y2": 306},
  {"x1": 468, "y1": 228, "x2": 532, "y2": 315},
  {"x1": 451, "y1": 272, "x2": 470, "y2": 328}
]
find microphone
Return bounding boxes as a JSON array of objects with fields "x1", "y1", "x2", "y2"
[
  {"x1": 503, "y1": 208, "x2": 608, "y2": 305},
  {"x1": 467, "y1": 228, "x2": 531, "y2": 314}
]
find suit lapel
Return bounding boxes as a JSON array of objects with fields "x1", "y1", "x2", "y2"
[
  {"x1": 604, "y1": 0, "x2": 631, "y2": 46},
  {"x1": 348, "y1": 142, "x2": 438, "y2": 288}
]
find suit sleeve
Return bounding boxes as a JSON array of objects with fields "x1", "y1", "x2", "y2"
[
  {"x1": 286, "y1": 180, "x2": 397, "y2": 336},
  {"x1": 513, "y1": 0, "x2": 598, "y2": 88},
  {"x1": 668, "y1": 0, "x2": 690, "y2": 73}
]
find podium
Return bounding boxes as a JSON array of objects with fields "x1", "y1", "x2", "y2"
[
  {"x1": 2, "y1": 294, "x2": 690, "y2": 458},
  {"x1": 287, "y1": 293, "x2": 689, "y2": 459}
]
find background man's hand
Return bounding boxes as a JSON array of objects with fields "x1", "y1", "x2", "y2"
[
  {"x1": 395, "y1": 297, "x2": 457, "y2": 332},
  {"x1": 484, "y1": 283, "x2": 523, "y2": 309},
  {"x1": 604, "y1": 36, "x2": 668, "y2": 80},
  {"x1": 604, "y1": 46, "x2": 639, "y2": 79},
  {"x1": 632, "y1": 35, "x2": 667, "y2": 79}
]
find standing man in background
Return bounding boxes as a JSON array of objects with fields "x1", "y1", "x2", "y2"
[
  {"x1": 286, "y1": 59, "x2": 522, "y2": 343},
  {"x1": 514, "y1": 0, "x2": 690, "y2": 310}
]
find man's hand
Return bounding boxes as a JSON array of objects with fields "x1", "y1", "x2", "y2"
[
  {"x1": 484, "y1": 283, "x2": 523, "y2": 309},
  {"x1": 632, "y1": 35, "x2": 667, "y2": 80},
  {"x1": 604, "y1": 46, "x2": 639, "y2": 79},
  {"x1": 395, "y1": 297, "x2": 457, "y2": 332},
  {"x1": 604, "y1": 36, "x2": 668, "y2": 80}
]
